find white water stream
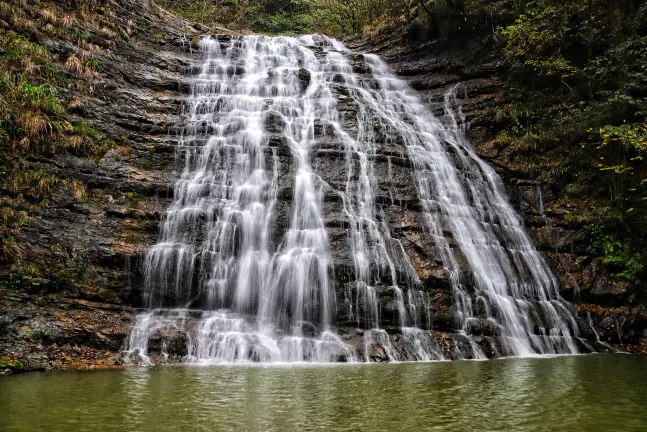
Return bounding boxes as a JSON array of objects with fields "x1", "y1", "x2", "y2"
[{"x1": 125, "y1": 34, "x2": 581, "y2": 364}]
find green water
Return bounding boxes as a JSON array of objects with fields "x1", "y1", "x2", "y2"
[{"x1": 1, "y1": 355, "x2": 646, "y2": 431}]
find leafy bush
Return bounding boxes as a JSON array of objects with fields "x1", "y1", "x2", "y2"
[
  {"x1": 497, "y1": 0, "x2": 647, "y2": 285},
  {"x1": 156, "y1": 0, "x2": 317, "y2": 34},
  {"x1": 0, "y1": 356, "x2": 24, "y2": 368},
  {"x1": 250, "y1": 11, "x2": 316, "y2": 35},
  {"x1": 498, "y1": 5, "x2": 581, "y2": 80},
  {"x1": 587, "y1": 223, "x2": 644, "y2": 283}
]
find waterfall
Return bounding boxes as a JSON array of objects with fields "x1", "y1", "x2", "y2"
[
  {"x1": 363, "y1": 56, "x2": 580, "y2": 357},
  {"x1": 125, "y1": 34, "x2": 582, "y2": 364}
]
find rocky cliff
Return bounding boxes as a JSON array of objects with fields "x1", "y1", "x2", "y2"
[
  {"x1": 1, "y1": 0, "x2": 644, "y2": 371},
  {"x1": 0, "y1": 0, "x2": 223, "y2": 370}
]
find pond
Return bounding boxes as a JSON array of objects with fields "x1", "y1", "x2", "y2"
[{"x1": 1, "y1": 354, "x2": 646, "y2": 431}]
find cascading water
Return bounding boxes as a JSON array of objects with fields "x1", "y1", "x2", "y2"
[
  {"x1": 362, "y1": 56, "x2": 580, "y2": 357},
  {"x1": 125, "y1": 34, "x2": 584, "y2": 364},
  {"x1": 127, "y1": 35, "x2": 358, "y2": 363}
]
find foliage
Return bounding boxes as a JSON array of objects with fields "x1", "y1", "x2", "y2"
[
  {"x1": 497, "y1": 0, "x2": 647, "y2": 285},
  {"x1": 155, "y1": 0, "x2": 472, "y2": 37},
  {"x1": 156, "y1": 0, "x2": 319, "y2": 34},
  {"x1": 312, "y1": 0, "x2": 505, "y2": 38},
  {"x1": 585, "y1": 35, "x2": 647, "y2": 121},
  {"x1": 314, "y1": 0, "x2": 421, "y2": 36},
  {"x1": 250, "y1": 10, "x2": 316, "y2": 35},
  {"x1": 593, "y1": 122, "x2": 647, "y2": 205},
  {"x1": 498, "y1": 6, "x2": 581, "y2": 79},
  {"x1": 0, "y1": 356, "x2": 24, "y2": 368},
  {"x1": 587, "y1": 223, "x2": 644, "y2": 283}
]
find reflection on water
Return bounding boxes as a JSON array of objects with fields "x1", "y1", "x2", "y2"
[{"x1": 1, "y1": 355, "x2": 646, "y2": 431}]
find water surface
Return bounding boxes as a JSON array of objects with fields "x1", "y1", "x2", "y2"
[{"x1": 1, "y1": 355, "x2": 646, "y2": 431}]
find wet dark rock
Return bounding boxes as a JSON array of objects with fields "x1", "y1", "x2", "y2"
[
  {"x1": 147, "y1": 329, "x2": 189, "y2": 359},
  {"x1": 300, "y1": 321, "x2": 318, "y2": 338},
  {"x1": 298, "y1": 68, "x2": 311, "y2": 92},
  {"x1": 467, "y1": 318, "x2": 500, "y2": 337},
  {"x1": 25, "y1": 359, "x2": 47, "y2": 372},
  {"x1": 313, "y1": 119, "x2": 336, "y2": 137},
  {"x1": 366, "y1": 344, "x2": 391, "y2": 362},
  {"x1": 263, "y1": 111, "x2": 286, "y2": 133}
]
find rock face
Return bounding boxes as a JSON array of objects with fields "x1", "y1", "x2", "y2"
[{"x1": 2, "y1": 1, "x2": 644, "y2": 369}]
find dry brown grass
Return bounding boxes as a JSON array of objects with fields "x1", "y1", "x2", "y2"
[
  {"x1": 64, "y1": 135, "x2": 85, "y2": 152},
  {"x1": 71, "y1": 179, "x2": 87, "y2": 202},
  {"x1": 69, "y1": 55, "x2": 97, "y2": 78},
  {"x1": 100, "y1": 27, "x2": 116, "y2": 38},
  {"x1": 61, "y1": 13, "x2": 76, "y2": 28},
  {"x1": 14, "y1": 107, "x2": 72, "y2": 151},
  {"x1": 8, "y1": 9, "x2": 32, "y2": 31},
  {"x1": 64, "y1": 54, "x2": 84, "y2": 75},
  {"x1": 8, "y1": 170, "x2": 60, "y2": 199},
  {"x1": 16, "y1": 111, "x2": 48, "y2": 142},
  {"x1": 23, "y1": 58, "x2": 40, "y2": 76},
  {"x1": 39, "y1": 7, "x2": 56, "y2": 24},
  {"x1": 68, "y1": 97, "x2": 84, "y2": 110},
  {"x1": 115, "y1": 145, "x2": 133, "y2": 157},
  {"x1": 37, "y1": 177, "x2": 56, "y2": 196}
]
